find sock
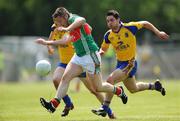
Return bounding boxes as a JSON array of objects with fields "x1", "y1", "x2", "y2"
[
  {"x1": 103, "y1": 100, "x2": 111, "y2": 107},
  {"x1": 102, "y1": 105, "x2": 113, "y2": 116},
  {"x1": 114, "y1": 86, "x2": 122, "y2": 96},
  {"x1": 148, "y1": 83, "x2": 155, "y2": 90},
  {"x1": 50, "y1": 98, "x2": 60, "y2": 108},
  {"x1": 62, "y1": 95, "x2": 72, "y2": 107}
]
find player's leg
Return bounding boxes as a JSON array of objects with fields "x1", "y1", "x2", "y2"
[
  {"x1": 40, "y1": 66, "x2": 65, "y2": 113},
  {"x1": 92, "y1": 69, "x2": 127, "y2": 119},
  {"x1": 85, "y1": 66, "x2": 125, "y2": 118},
  {"x1": 75, "y1": 52, "x2": 125, "y2": 119},
  {"x1": 49, "y1": 63, "x2": 74, "y2": 116},
  {"x1": 52, "y1": 63, "x2": 65, "y2": 89},
  {"x1": 40, "y1": 62, "x2": 83, "y2": 113},
  {"x1": 80, "y1": 76, "x2": 104, "y2": 103},
  {"x1": 87, "y1": 73, "x2": 120, "y2": 119},
  {"x1": 124, "y1": 77, "x2": 166, "y2": 95},
  {"x1": 79, "y1": 73, "x2": 115, "y2": 119},
  {"x1": 124, "y1": 76, "x2": 148, "y2": 93},
  {"x1": 102, "y1": 70, "x2": 127, "y2": 113},
  {"x1": 104, "y1": 69, "x2": 128, "y2": 104},
  {"x1": 75, "y1": 79, "x2": 81, "y2": 92},
  {"x1": 101, "y1": 59, "x2": 137, "y2": 103},
  {"x1": 85, "y1": 52, "x2": 125, "y2": 97},
  {"x1": 121, "y1": 59, "x2": 165, "y2": 94},
  {"x1": 92, "y1": 60, "x2": 135, "y2": 118},
  {"x1": 40, "y1": 63, "x2": 73, "y2": 114},
  {"x1": 85, "y1": 67, "x2": 125, "y2": 100},
  {"x1": 55, "y1": 62, "x2": 83, "y2": 101}
]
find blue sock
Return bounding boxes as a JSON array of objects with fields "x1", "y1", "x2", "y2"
[
  {"x1": 149, "y1": 83, "x2": 153, "y2": 90},
  {"x1": 102, "y1": 105, "x2": 112, "y2": 116},
  {"x1": 62, "y1": 95, "x2": 72, "y2": 107}
]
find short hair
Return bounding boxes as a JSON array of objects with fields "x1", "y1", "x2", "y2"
[
  {"x1": 52, "y1": 7, "x2": 70, "y2": 18},
  {"x1": 106, "y1": 10, "x2": 120, "y2": 19}
]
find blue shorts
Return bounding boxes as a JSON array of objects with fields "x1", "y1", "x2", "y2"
[
  {"x1": 57, "y1": 62, "x2": 86, "y2": 78},
  {"x1": 116, "y1": 60, "x2": 137, "y2": 78}
]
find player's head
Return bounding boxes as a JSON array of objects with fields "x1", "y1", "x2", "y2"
[
  {"x1": 106, "y1": 10, "x2": 121, "y2": 29},
  {"x1": 52, "y1": 7, "x2": 70, "y2": 27}
]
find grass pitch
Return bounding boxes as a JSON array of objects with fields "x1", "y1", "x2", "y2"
[{"x1": 0, "y1": 80, "x2": 180, "y2": 121}]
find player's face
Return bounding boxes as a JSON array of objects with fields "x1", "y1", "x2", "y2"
[
  {"x1": 53, "y1": 16, "x2": 68, "y2": 27},
  {"x1": 106, "y1": 16, "x2": 120, "y2": 29}
]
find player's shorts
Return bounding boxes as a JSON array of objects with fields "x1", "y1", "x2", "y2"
[
  {"x1": 57, "y1": 62, "x2": 86, "y2": 77},
  {"x1": 116, "y1": 59, "x2": 137, "y2": 78},
  {"x1": 70, "y1": 51, "x2": 101, "y2": 74}
]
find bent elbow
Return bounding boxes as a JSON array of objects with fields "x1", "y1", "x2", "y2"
[
  {"x1": 78, "y1": 17, "x2": 86, "y2": 25},
  {"x1": 142, "y1": 21, "x2": 151, "y2": 28}
]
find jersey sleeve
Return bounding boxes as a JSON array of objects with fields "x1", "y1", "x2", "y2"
[
  {"x1": 104, "y1": 31, "x2": 111, "y2": 44},
  {"x1": 101, "y1": 31, "x2": 111, "y2": 50},
  {"x1": 129, "y1": 22, "x2": 143, "y2": 30},
  {"x1": 132, "y1": 22, "x2": 143, "y2": 30},
  {"x1": 101, "y1": 40, "x2": 110, "y2": 51},
  {"x1": 124, "y1": 22, "x2": 143, "y2": 35},
  {"x1": 51, "y1": 24, "x2": 56, "y2": 32}
]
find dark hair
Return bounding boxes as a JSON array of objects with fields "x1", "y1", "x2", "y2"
[
  {"x1": 106, "y1": 10, "x2": 120, "y2": 19},
  {"x1": 52, "y1": 7, "x2": 70, "y2": 18}
]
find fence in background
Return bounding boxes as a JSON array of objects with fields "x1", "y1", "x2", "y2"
[{"x1": 0, "y1": 34, "x2": 180, "y2": 82}]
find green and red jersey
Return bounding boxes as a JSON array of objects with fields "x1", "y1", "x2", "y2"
[{"x1": 68, "y1": 14, "x2": 99, "y2": 57}]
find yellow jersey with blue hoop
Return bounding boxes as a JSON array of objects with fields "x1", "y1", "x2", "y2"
[
  {"x1": 51, "y1": 24, "x2": 74, "y2": 64},
  {"x1": 101, "y1": 22, "x2": 143, "y2": 61}
]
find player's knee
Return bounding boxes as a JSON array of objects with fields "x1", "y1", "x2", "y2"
[
  {"x1": 52, "y1": 77, "x2": 61, "y2": 89},
  {"x1": 96, "y1": 83, "x2": 108, "y2": 92},
  {"x1": 52, "y1": 77, "x2": 60, "y2": 85},
  {"x1": 90, "y1": 89, "x2": 98, "y2": 95},
  {"x1": 95, "y1": 86, "x2": 103, "y2": 92}
]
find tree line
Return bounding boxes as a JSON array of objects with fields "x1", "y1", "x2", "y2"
[{"x1": 0, "y1": 0, "x2": 179, "y2": 45}]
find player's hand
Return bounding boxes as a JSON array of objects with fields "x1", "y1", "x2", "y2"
[
  {"x1": 99, "y1": 49, "x2": 105, "y2": 56},
  {"x1": 35, "y1": 38, "x2": 47, "y2": 45},
  {"x1": 157, "y1": 31, "x2": 169, "y2": 40}
]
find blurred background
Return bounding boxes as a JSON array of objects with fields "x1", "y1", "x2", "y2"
[{"x1": 0, "y1": 0, "x2": 180, "y2": 82}]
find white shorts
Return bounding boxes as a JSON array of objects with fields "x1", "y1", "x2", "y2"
[{"x1": 70, "y1": 51, "x2": 101, "y2": 74}]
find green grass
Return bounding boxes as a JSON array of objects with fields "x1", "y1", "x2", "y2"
[{"x1": 0, "y1": 80, "x2": 180, "y2": 121}]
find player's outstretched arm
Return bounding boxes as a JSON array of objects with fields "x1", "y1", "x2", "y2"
[
  {"x1": 35, "y1": 34, "x2": 72, "y2": 46},
  {"x1": 57, "y1": 17, "x2": 85, "y2": 32},
  {"x1": 35, "y1": 38, "x2": 49, "y2": 45},
  {"x1": 99, "y1": 41, "x2": 110, "y2": 56},
  {"x1": 140, "y1": 21, "x2": 169, "y2": 40}
]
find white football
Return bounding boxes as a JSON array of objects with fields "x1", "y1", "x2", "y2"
[{"x1": 36, "y1": 60, "x2": 51, "y2": 76}]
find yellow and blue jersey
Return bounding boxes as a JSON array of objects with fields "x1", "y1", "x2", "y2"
[
  {"x1": 101, "y1": 22, "x2": 143, "y2": 61},
  {"x1": 51, "y1": 24, "x2": 74, "y2": 64}
]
